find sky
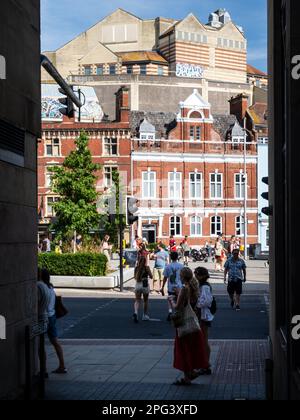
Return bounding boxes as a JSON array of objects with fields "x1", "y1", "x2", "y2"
[{"x1": 41, "y1": 0, "x2": 267, "y2": 72}]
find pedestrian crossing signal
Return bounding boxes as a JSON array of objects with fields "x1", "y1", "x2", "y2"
[{"x1": 261, "y1": 177, "x2": 272, "y2": 216}]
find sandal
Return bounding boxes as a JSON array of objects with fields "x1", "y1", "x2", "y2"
[
  {"x1": 173, "y1": 378, "x2": 192, "y2": 386},
  {"x1": 52, "y1": 368, "x2": 68, "y2": 374}
]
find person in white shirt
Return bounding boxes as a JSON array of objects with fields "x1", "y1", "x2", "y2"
[
  {"x1": 40, "y1": 268, "x2": 67, "y2": 375},
  {"x1": 194, "y1": 266, "x2": 214, "y2": 375}
]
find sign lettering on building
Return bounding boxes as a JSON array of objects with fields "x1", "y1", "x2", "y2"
[
  {"x1": 292, "y1": 315, "x2": 300, "y2": 340},
  {"x1": 0, "y1": 55, "x2": 6, "y2": 80},
  {"x1": 0, "y1": 315, "x2": 6, "y2": 340},
  {"x1": 176, "y1": 62, "x2": 204, "y2": 79}
]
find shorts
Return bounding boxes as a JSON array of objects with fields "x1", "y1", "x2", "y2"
[
  {"x1": 47, "y1": 315, "x2": 58, "y2": 340},
  {"x1": 184, "y1": 251, "x2": 190, "y2": 257},
  {"x1": 227, "y1": 280, "x2": 243, "y2": 296},
  {"x1": 153, "y1": 268, "x2": 164, "y2": 282},
  {"x1": 135, "y1": 282, "x2": 150, "y2": 295}
]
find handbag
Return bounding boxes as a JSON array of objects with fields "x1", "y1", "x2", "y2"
[
  {"x1": 171, "y1": 310, "x2": 184, "y2": 328},
  {"x1": 177, "y1": 303, "x2": 201, "y2": 338},
  {"x1": 55, "y1": 295, "x2": 68, "y2": 319}
]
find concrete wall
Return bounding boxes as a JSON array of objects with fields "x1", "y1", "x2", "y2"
[
  {"x1": 75, "y1": 75, "x2": 251, "y2": 119},
  {"x1": 0, "y1": 0, "x2": 40, "y2": 399}
]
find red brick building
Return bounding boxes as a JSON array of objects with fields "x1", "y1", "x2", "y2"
[
  {"x1": 38, "y1": 87, "x2": 132, "y2": 233},
  {"x1": 39, "y1": 87, "x2": 258, "y2": 246},
  {"x1": 131, "y1": 89, "x2": 258, "y2": 246}
]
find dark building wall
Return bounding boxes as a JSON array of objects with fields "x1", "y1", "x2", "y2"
[
  {"x1": 0, "y1": 0, "x2": 40, "y2": 399},
  {"x1": 268, "y1": 0, "x2": 300, "y2": 400}
]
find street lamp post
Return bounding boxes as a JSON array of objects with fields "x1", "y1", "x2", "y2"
[{"x1": 243, "y1": 118, "x2": 248, "y2": 260}]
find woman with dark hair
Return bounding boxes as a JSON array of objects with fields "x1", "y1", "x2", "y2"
[
  {"x1": 133, "y1": 256, "x2": 153, "y2": 323},
  {"x1": 194, "y1": 266, "x2": 214, "y2": 375},
  {"x1": 40, "y1": 268, "x2": 67, "y2": 374},
  {"x1": 173, "y1": 267, "x2": 209, "y2": 385}
]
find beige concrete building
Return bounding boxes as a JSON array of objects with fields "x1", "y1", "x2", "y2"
[{"x1": 42, "y1": 8, "x2": 253, "y2": 116}]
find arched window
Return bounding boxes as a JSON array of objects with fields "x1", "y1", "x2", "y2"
[
  {"x1": 170, "y1": 216, "x2": 182, "y2": 237},
  {"x1": 211, "y1": 216, "x2": 222, "y2": 237},
  {"x1": 191, "y1": 216, "x2": 202, "y2": 237},
  {"x1": 189, "y1": 111, "x2": 202, "y2": 119}
]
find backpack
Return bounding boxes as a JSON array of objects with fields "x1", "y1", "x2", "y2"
[{"x1": 204, "y1": 282, "x2": 217, "y2": 315}]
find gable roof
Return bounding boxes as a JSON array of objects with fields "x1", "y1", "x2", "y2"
[
  {"x1": 182, "y1": 89, "x2": 210, "y2": 109},
  {"x1": 79, "y1": 42, "x2": 118, "y2": 65},
  {"x1": 117, "y1": 51, "x2": 168, "y2": 64},
  {"x1": 248, "y1": 102, "x2": 268, "y2": 125},
  {"x1": 247, "y1": 64, "x2": 267, "y2": 77},
  {"x1": 140, "y1": 118, "x2": 156, "y2": 133}
]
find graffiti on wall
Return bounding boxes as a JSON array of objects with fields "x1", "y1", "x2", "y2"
[
  {"x1": 176, "y1": 63, "x2": 204, "y2": 79},
  {"x1": 41, "y1": 84, "x2": 104, "y2": 122}
]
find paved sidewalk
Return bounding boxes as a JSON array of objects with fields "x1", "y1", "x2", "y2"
[
  {"x1": 45, "y1": 339, "x2": 269, "y2": 401},
  {"x1": 55, "y1": 260, "x2": 269, "y2": 298}
]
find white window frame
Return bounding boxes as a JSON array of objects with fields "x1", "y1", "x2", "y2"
[
  {"x1": 235, "y1": 173, "x2": 246, "y2": 199},
  {"x1": 169, "y1": 172, "x2": 182, "y2": 199},
  {"x1": 104, "y1": 166, "x2": 118, "y2": 188},
  {"x1": 210, "y1": 173, "x2": 223, "y2": 199},
  {"x1": 235, "y1": 216, "x2": 245, "y2": 236},
  {"x1": 103, "y1": 137, "x2": 118, "y2": 156},
  {"x1": 211, "y1": 216, "x2": 222, "y2": 237},
  {"x1": 189, "y1": 172, "x2": 203, "y2": 199},
  {"x1": 190, "y1": 216, "x2": 202, "y2": 237},
  {"x1": 45, "y1": 169, "x2": 52, "y2": 189},
  {"x1": 142, "y1": 171, "x2": 156, "y2": 199},
  {"x1": 190, "y1": 126, "x2": 195, "y2": 141},
  {"x1": 46, "y1": 196, "x2": 59, "y2": 217},
  {"x1": 45, "y1": 137, "x2": 60, "y2": 157},
  {"x1": 170, "y1": 216, "x2": 182, "y2": 237}
]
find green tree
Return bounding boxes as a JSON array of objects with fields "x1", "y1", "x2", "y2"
[
  {"x1": 103, "y1": 169, "x2": 126, "y2": 247},
  {"x1": 49, "y1": 131, "x2": 102, "y2": 242}
]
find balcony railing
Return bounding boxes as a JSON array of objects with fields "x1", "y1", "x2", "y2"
[{"x1": 132, "y1": 139, "x2": 257, "y2": 154}]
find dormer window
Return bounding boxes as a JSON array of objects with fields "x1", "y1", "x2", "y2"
[{"x1": 139, "y1": 118, "x2": 156, "y2": 141}]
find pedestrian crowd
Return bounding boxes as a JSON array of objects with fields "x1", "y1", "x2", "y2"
[{"x1": 131, "y1": 233, "x2": 247, "y2": 385}]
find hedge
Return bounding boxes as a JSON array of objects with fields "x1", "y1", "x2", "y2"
[{"x1": 38, "y1": 253, "x2": 107, "y2": 277}]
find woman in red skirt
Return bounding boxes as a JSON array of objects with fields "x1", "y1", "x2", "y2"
[{"x1": 173, "y1": 267, "x2": 209, "y2": 385}]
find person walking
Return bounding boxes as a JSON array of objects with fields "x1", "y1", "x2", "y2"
[
  {"x1": 194, "y1": 267, "x2": 214, "y2": 375},
  {"x1": 224, "y1": 248, "x2": 247, "y2": 311},
  {"x1": 101, "y1": 235, "x2": 113, "y2": 270},
  {"x1": 133, "y1": 256, "x2": 153, "y2": 323},
  {"x1": 169, "y1": 235, "x2": 177, "y2": 252},
  {"x1": 214, "y1": 237, "x2": 224, "y2": 271},
  {"x1": 173, "y1": 267, "x2": 209, "y2": 386},
  {"x1": 181, "y1": 236, "x2": 191, "y2": 266},
  {"x1": 40, "y1": 268, "x2": 67, "y2": 375},
  {"x1": 153, "y1": 243, "x2": 169, "y2": 293},
  {"x1": 41, "y1": 234, "x2": 51, "y2": 253},
  {"x1": 161, "y1": 252, "x2": 183, "y2": 321}
]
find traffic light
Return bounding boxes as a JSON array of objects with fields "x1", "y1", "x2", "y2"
[
  {"x1": 261, "y1": 177, "x2": 272, "y2": 216},
  {"x1": 58, "y1": 87, "x2": 75, "y2": 118},
  {"x1": 126, "y1": 197, "x2": 139, "y2": 225}
]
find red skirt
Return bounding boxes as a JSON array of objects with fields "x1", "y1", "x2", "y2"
[{"x1": 174, "y1": 329, "x2": 209, "y2": 373}]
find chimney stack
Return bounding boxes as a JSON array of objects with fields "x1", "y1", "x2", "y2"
[
  {"x1": 229, "y1": 93, "x2": 249, "y2": 125},
  {"x1": 115, "y1": 86, "x2": 130, "y2": 123}
]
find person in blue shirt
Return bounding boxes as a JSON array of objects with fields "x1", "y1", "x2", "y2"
[
  {"x1": 224, "y1": 249, "x2": 247, "y2": 311},
  {"x1": 161, "y1": 252, "x2": 184, "y2": 321},
  {"x1": 153, "y1": 243, "x2": 169, "y2": 293}
]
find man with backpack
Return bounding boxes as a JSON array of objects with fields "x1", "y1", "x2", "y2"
[{"x1": 161, "y1": 252, "x2": 183, "y2": 321}]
